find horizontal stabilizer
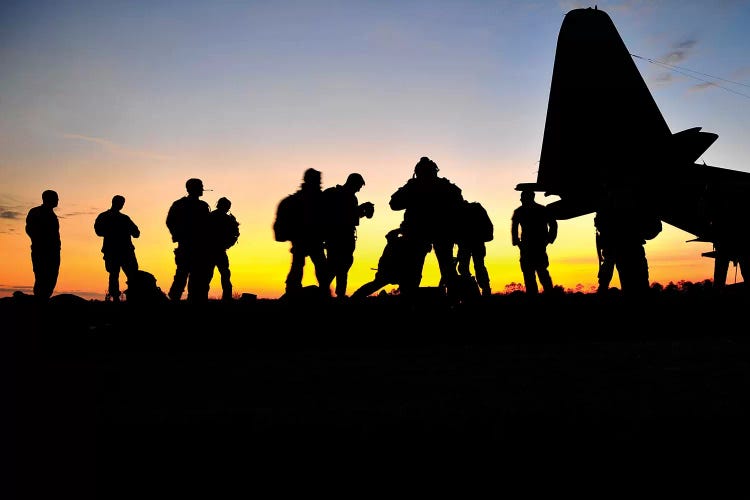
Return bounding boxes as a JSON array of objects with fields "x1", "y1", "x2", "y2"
[{"x1": 671, "y1": 127, "x2": 718, "y2": 164}]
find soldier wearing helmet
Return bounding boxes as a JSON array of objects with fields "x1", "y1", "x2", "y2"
[
  {"x1": 207, "y1": 196, "x2": 240, "y2": 301},
  {"x1": 166, "y1": 178, "x2": 211, "y2": 302},
  {"x1": 321, "y1": 172, "x2": 375, "y2": 298},
  {"x1": 389, "y1": 156, "x2": 464, "y2": 298}
]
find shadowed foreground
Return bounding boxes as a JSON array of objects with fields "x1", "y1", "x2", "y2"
[{"x1": 7, "y1": 288, "x2": 750, "y2": 494}]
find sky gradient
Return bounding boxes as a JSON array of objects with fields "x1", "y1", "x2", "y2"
[{"x1": 2, "y1": 0, "x2": 749, "y2": 300}]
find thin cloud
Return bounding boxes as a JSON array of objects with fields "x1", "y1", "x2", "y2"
[
  {"x1": 59, "y1": 210, "x2": 98, "y2": 219},
  {"x1": 62, "y1": 133, "x2": 174, "y2": 161},
  {"x1": 0, "y1": 210, "x2": 22, "y2": 219},
  {"x1": 688, "y1": 82, "x2": 717, "y2": 93},
  {"x1": 660, "y1": 38, "x2": 697, "y2": 65}
]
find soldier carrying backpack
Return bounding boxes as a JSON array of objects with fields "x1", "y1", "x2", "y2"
[
  {"x1": 456, "y1": 199, "x2": 494, "y2": 296},
  {"x1": 208, "y1": 196, "x2": 240, "y2": 301}
]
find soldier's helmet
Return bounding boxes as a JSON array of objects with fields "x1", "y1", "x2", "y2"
[
  {"x1": 414, "y1": 157, "x2": 439, "y2": 178},
  {"x1": 216, "y1": 197, "x2": 231, "y2": 211},
  {"x1": 303, "y1": 168, "x2": 321, "y2": 184}
]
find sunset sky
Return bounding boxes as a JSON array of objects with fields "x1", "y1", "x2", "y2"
[{"x1": 2, "y1": 0, "x2": 749, "y2": 301}]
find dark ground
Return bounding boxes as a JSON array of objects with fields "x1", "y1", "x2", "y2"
[{"x1": 6, "y1": 287, "x2": 750, "y2": 495}]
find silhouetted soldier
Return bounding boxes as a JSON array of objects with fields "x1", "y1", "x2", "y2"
[
  {"x1": 25, "y1": 189, "x2": 61, "y2": 302},
  {"x1": 511, "y1": 190, "x2": 557, "y2": 294},
  {"x1": 322, "y1": 173, "x2": 374, "y2": 299},
  {"x1": 207, "y1": 196, "x2": 240, "y2": 301},
  {"x1": 389, "y1": 156, "x2": 464, "y2": 297},
  {"x1": 593, "y1": 186, "x2": 662, "y2": 296},
  {"x1": 283, "y1": 168, "x2": 330, "y2": 296},
  {"x1": 94, "y1": 195, "x2": 140, "y2": 302},
  {"x1": 704, "y1": 187, "x2": 750, "y2": 289},
  {"x1": 166, "y1": 178, "x2": 211, "y2": 303},
  {"x1": 456, "y1": 199, "x2": 494, "y2": 296},
  {"x1": 351, "y1": 227, "x2": 408, "y2": 300}
]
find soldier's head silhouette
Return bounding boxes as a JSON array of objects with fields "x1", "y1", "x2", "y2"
[
  {"x1": 216, "y1": 197, "x2": 231, "y2": 213},
  {"x1": 413, "y1": 156, "x2": 439, "y2": 180},
  {"x1": 302, "y1": 168, "x2": 322, "y2": 189},
  {"x1": 112, "y1": 195, "x2": 125, "y2": 211},
  {"x1": 185, "y1": 178, "x2": 204, "y2": 196},
  {"x1": 521, "y1": 190, "x2": 535, "y2": 204},
  {"x1": 42, "y1": 189, "x2": 59, "y2": 208},
  {"x1": 345, "y1": 173, "x2": 365, "y2": 191}
]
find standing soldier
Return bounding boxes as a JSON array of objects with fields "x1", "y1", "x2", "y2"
[
  {"x1": 389, "y1": 156, "x2": 464, "y2": 297},
  {"x1": 276, "y1": 168, "x2": 330, "y2": 297},
  {"x1": 166, "y1": 178, "x2": 211, "y2": 303},
  {"x1": 593, "y1": 186, "x2": 661, "y2": 296},
  {"x1": 322, "y1": 173, "x2": 374, "y2": 299},
  {"x1": 456, "y1": 199, "x2": 494, "y2": 296},
  {"x1": 25, "y1": 189, "x2": 61, "y2": 302},
  {"x1": 207, "y1": 197, "x2": 240, "y2": 301},
  {"x1": 94, "y1": 195, "x2": 141, "y2": 302},
  {"x1": 511, "y1": 189, "x2": 557, "y2": 294}
]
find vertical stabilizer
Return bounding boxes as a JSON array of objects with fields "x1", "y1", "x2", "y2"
[{"x1": 536, "y1": 7, "x2": 672, "y2": 200}]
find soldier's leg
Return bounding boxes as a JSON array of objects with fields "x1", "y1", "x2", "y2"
[
  {"x1": 598, "y1": 248, "x2": 615, "y2": 292},
  {"x1": 473, "y1": 244, "x2": 491, "y2": 295},
  {"x1": 474, "y1": 258, "x2": 491, "y2": 296},
  {"x1": 713, "y1": 251, "x2": 730, "y2": 288},
  {"x1": 32, "y1": 250, "x2": 59, "y2": 301},
  {"x1": 618, "y1": 244, "x2": 649, "y2": 294},
  {"x1": 285, "y1": 245, "x2": 306, "y2": 293},
  {"x1": 186, "y1": 251, "x2": 210, "y2": 303},
  {"x1": 399, "y1": 240, "x2": 428, "y2": 297},
  {"x1": 169, "y1": 247, "x2": 189, "y2": 301},
  {"x1": 519, "y1": 251, "x2": 538, "y2": 294},
  {"x1": 537, "y1": 250, "x2": 553, "y2": 292},
  {"x1": 309, "y1": 245, "x2": 331, "y2": 295},
  {"x1": 434, "y1": 240, "x2": 457, "y2": 289},
  {"x1": 218, "y1": 253, "x2": 232, "y2": 300},
  {"x1": 335, "y1": 241, "x2": 356, "y2": 298},
  {"x1": 324, "y1": 239, "x2": 345, "y2": 296},
  {"x1": 351, "y1": 278, "x2": 387, "y2": 300},
  {"x1": 105, "y1": 256, "x2": 121, "y2": 301},
  {"x1": 456, "y1": 245, "x2": 471, "y2": 277}
]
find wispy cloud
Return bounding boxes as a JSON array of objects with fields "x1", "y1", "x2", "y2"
[
  {"x1": 59, "y1": 210, "x2": 98, "y2": 219},
  {"x1": 0, "y1": 210, "x2": 22, "y2": 219},
  {"x1": 660, "y1": 38, "x2": 697, "y2": 65},
  {"x1": 688, "y1": 82, "x2": 717, "y2": 93},
  {"x1": 62, "y1": 133, "x2": 174, "y2": 161}
]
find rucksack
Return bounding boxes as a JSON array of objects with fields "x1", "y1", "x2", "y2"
[
  {"x1": 273, "y1": 192, "x2": 302, "y2": 242},
  {"x1": 125, "y1": 270, "x2": 169, "y2": 305},
  {"x1": 468, "y1": 202, "x2": 494, "y2": 242},
  {"x1": 224, "y1": 213, "x2": 240, "y2": 249}
]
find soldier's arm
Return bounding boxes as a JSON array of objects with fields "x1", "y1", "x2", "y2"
[
  {"x1": 548, "y1": 216, "x2": 558, "y2": 244},
  {"x1": 129, "y1": 217, "x2": 140, "y2": 238},
  {"x1": 389, "y1": 181, "x2": 413, "y2": 211}
]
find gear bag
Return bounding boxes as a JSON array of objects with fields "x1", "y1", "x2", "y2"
[{"x1": 273, "y1": 192, "x2": 302, "y2": 242}]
